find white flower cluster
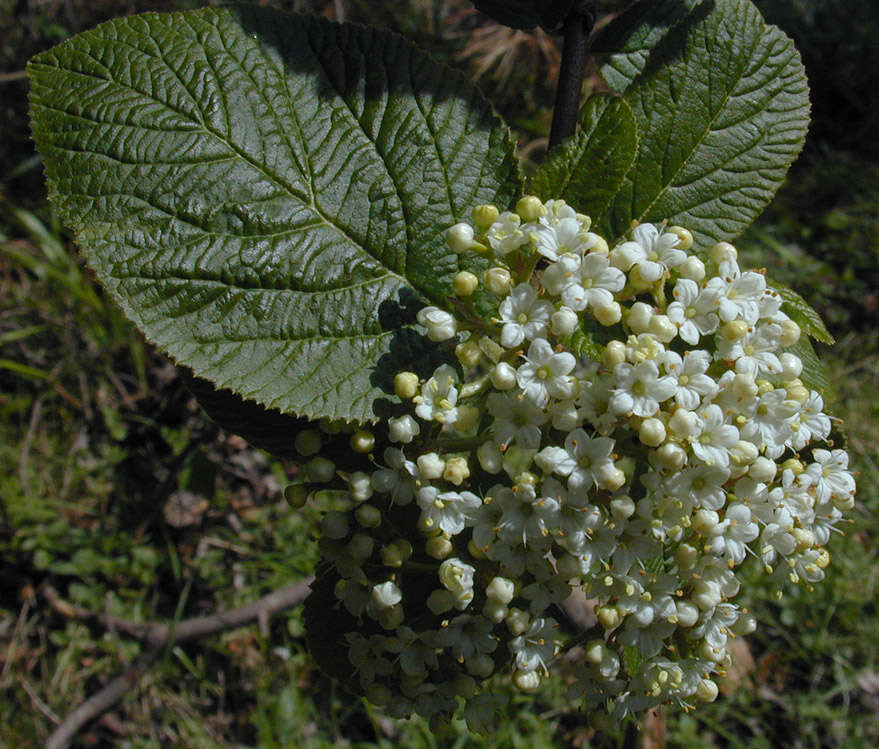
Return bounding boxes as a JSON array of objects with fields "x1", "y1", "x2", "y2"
[{"x1": 309, "y1": 197, "x2": 854, "y2": 727}]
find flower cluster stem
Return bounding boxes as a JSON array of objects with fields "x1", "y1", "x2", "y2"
[{"x1": 549, "y1": 2, "x2": 597, "y2": 150}]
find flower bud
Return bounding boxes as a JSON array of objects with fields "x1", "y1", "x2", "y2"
[
  {"x1": 597, "y1": 464, "x2": 626, "y2": 491},
  {"x1": 627, "y1": 301, "x2": 653, "y2": 334},
  {"x1": 693, "y1": 509, "x2": 720, "y2": 536},
  {"x1": 786, "y1": 383, "x2": 809, "y2": 403},
  {"x1": 667, "y1": 226, "x2": 694, "y2": 251},
  {"x1": 597, "y1": 605, "x2": 622, "y2": 630},
  {"x1": 506, "y1": 607, "x2": 531, "y2": 636},
  {"x1": 692, "y1": 580, "x2": 722, "y2": 610},
  {"x1": 748, "y1": 456, "x2": 777, "y2": 483},
  {"x1": 696, "y1": 678, "x2": 719, "y2": 702},
  {"x1": 602, "y1": 340, "x2": 627, "y2": 368},
  {"x1": 453, "y1": 270, "x2": 479, "y2": 296},
  {"x1": 513, "y1": 669, "x2": 541, "y2": 692},
  {"x1": 307, "y1": 457, "x2": 336, "y2": 483},
  {"x1": 484, "y1": 267, "x2": 513, "y2": 295},
  {"x1": 676, "y1": 543, "x2": 698, "y2": 570},
  {"x1": 649, "y1": 314, "x2": 677, "y2": 342},
  {"x1": 381, "y1": 540, "x2": 412, "y2": 567},
  {"x1": 779, "y1": 352, "x2": 803, "y2": 380},
  {"x1": 551, "y1": 306, "x2": 579, "y2": 336},
  {"x1": 394, "y1": 371, "x2": 420, "y2": 399},
  {"x1": 779, "y1": 318, "x2": 801, "y2": 347},
  {"x1": 584, "y1": 639, "x2": 606, "y2": 664},
  {"x1": 654, "y1": 442, "x2": 687, "y2": 471},
  {"x1": 610, "y1": 495, "x2": 636, "y2": 520},
  {"x1": 355, "y1": 503, "x2": 382, "y2": 529},
  {"x1": 417, "y1": 452, "x2": 445, "y2": 479},
  {"x1": 446, "y1": 222, "x2": 475, "y2": 253},
  {"x1": 721, "y1": 320, "x2": 750, "y2": 341},
  {"x1": 729, "y1": 439, "x2": 758, "y2": 466},
  {"x1": 349, "y1": 471, "x2": 373, "y2": 501},
  {"x1": 348, "y1": 533, "x2": 374, "y2": 562},
  {"x1": 678, "y1": 255, "x2": 706, "y2": 281},
  {"x1": 466, "y1": 653, "x2": 495, "y2": 678},
  {"x1": 669, "y1": 409, "x2": 699, "y2": 439},
  {"x1": 710, "y1": 241, "x2": 737, "y2": 264},
  {"x1": 321, "y1": 510, "x2": 349, "y2": 539},
  {"x1": 284, "y1": 484, "x2": 308, "y2": 508},
  {"x1": 732, "y1": 372, "x2": 758, "y2": 400},
  {"x1": 426, "y1": 534, "x2": 453, "y2": 559},
  {"x1": 490, "y1": 361, "x2": 517, "y2": 390},
  {"x1": 455, "y1": 340, "x2": 482, "y2": 369},
  {"x1": 473, "y1": 204, "x2": 500, "y2": 230},
  {"x1": 781, "y1": 457, "x2": 804, "y2": 475},
  {"x1": 350, "y1": 429, "x2": 375, "y2": 453},
  {"x1": 486, "y1": 576, "x2": 516, "y2": 605},
  {"x1": 294, "y1": 429, "x2": 323, "y2": 457},
  {"x1": 417, "y1": 306, "x2": 457, "y2": 342},
  {"x1": 674, "y1": 600, "x2": 700, "y2": 628},
  {"x1": 639, "y1": 418, "x2": 667, "y2": 447},
  {"x1": 477, "y1": 440, "x2": 503, "y2": 473},
  {"x1": 388, "y1": 414, "x2": 420, "y2": 443},
  {"x1": 731, "y1": 611, "x2": 757, "y2": 635},
  {"x1": 585, "y1": 232, "x2": 609, "y2": 255},
  {"x1": 443, "y1": 456, "x2": 471, "y2": 485},
  {"x1": 516, "y1": 195, "x2": 545, "y2": 222},
  {"x1": 594, "y1": 301, "x2": 622, "y2": 327}
]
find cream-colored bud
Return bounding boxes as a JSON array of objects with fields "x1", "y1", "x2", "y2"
[
  {"x1": 476, "y1": 440, "x2": 503, "y2": 474},
  {"x1": 655, "y1": 442, "x2": 687, "y2": 471},
  {"x1": 349, "y1": 471, "x2": 373, "y2": 502},
  {"x1": 675, "y1": 600, "x2": 700, "y2": 628},
  {"x1": 696, "y1": 678, "x2": 719, "y2": 702},
  {"x1": 693, "y1": 509, "x2": 720, "y2": 536},
  {"x1": 779, "y1": 318, "x2": 801, "y2": 346},
  {"x1": 610, "y1": 495, "x2": 636, "y2": 520},
  {"x1": 779, "y1": 352, "x2": 803, "y2": 380},
  {"x1": 667, "y1": 226, "x2": 694, "y2": 251},
  {"x1": 490, "y1": 361, "x2": 517, "y2": 390},
  {"x1": 505, "y1": 607, "x2": 531, "y2": 636},
  {"x1": 602, "y1": 340, "x2": 627, "y2": 368},
  {"x1": 446, "y1": 222, "x2": 475, "y2": 253},
  {"x1": 597, "y1": 605, "x2": 622, "y2": 630},
  {"x1": 786, "y1": 383, "x2": 809, "y2": 403},
  {"x1": 453, "y1": 270, "x2": 479, "y2": 296},
  {"x1": 307, "y1": 457, "x2": 336, "y2": 483},
  {"x1": 350, "y1": 429, "x2": 375, "y2": 453},
  {"x1": 792, "y1": 527, "x2": 815, "y2": 550},
  {"x1": 692, "y1": 580, "x2": 722, "y2": 610},
  {"x1": 721, "y1": 320, "x2": 750, "y2": 341},
  {"x1": 473, "y1": 203, "x2": 500, "y2": 230},
  {"x1": 627, "y1": 301, "x2": 653, "y2": 333},
  {"x1": 394, "y1": 371, "x2": 420, "y2": 399},
  {"x1": 284, "y1": 484, "x2": 308, "y2": 508},
  {"x1": 730, "y1": 439, "x2": 759, "y2": 466},
  {"x1": 676, "y1": 543, "x2": 699, "y2": 570},
  {"x1": 669, "y1": 408, "x2": 700, "y2": 439},
  {"x1": 417, "y1": 452, "x2": 445, "y2": 479},
  {"x1": 388, "y1": 414, "x2": 420, "y2": 444},
  {"x1": 443, "y1": 456, "x2": 470, "y2": 485},
  {"x1": 425, "y1": 535, "x2": 453, "y2": 559},
  {"x1": 516, "y1": 195, "x2": 545, "y2": 222},
  {"x1": 513, "y1": 669, "x2": 541, "y2": 692},
  {"x1": 748, "y1": 456, "x2": 777, "y2": 483},
  {"x1": 486, "y1": 576, "x2": 516, "y2": 605},
  {"x1": 294, "y1": 429, "x2": 323, "y2": 457},
  {"x1": 639, "y1": 418, "x2": 667, "y2": 447},
  {"x1": 710, "y1": 241, "x2": 737, "y2": 264},
  {"x1": 731, "y1": 611, "x2": 757, "y2": 635},
  {"x1": 649, "y1": 314, "x2": 677, "y2": 342},
  {"x1": 678, "y1": 255, "x2": 706, "y2": 281},
  {"x1": 585, "y1": 232, "x2": 609, "y2": 255},
  {"x1": 732, "y1": 372, "x2": 758, "y2": 400},
  {"x1": 355, "y1": 503, "x2": 382, "y2": 528},
  {"x1": 781, "y1": 457, "x2": 804, "y2": 475},
  {"x1": 484, "y1": 266, "x2": 513, "y2": 295},
  {"x1": 551, "y1": 306, "x2": 579, "y2": 336},
  {"x1": 598, "y1": 465, "x2": 626, "y2": 491},
  {"x1": 594, "y1": 301, "x2": 622, "y2": 326}
]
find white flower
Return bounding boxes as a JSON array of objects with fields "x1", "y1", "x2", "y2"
[
  {"x1": 414, "y1": 364, "x2": 459, "y2": 424},
  {"x1": 531, "y1": 216, "x2": 590, "y2": 261},
  {"x1": 690, "y1": 405, "x2": 739, "y2": 468},
  {"x1": 510, "y1": 617, "x2": 559, "y2": 674},
  {"x1": 739, "y1": 388, "x2": 797, "y2": 458},
  {"x1": 498, "y1": 283, "x2": 554, "y2": 348},
  {"x1": 495, "y1": 482, "x2": 558, "y2": 550},
  {"x1": 536, "y1": 429, "x2": 617, "y2": 492},
  {"x1": 516, "y1": 338, "x2": 577, "y2": 407},
  {"x1": 612, "y1": 223, "x2": 686, "y2": 281},
  {"x1": 666, "y1": 279, "x2": 720, "y2": 344},
  {"x1": 439, "y1": 557, "x2": 477, "y2": 610},
  {"x1": 416, "y1": 306, "x2": 457, "y2": 341},
  {"x1": 665, "y1": 463, "x2": 730, "y2": 510},
  {"x1": 487, "y1": 391, "x2": 548, "y2": 449},
  {"x1": 560, "y1": 252, "x2": 626, "y2": 312},
  {"x1": 717, "y1": 322, "x2": 783, "y2": 376},
  {"x1": 371, "y1": 448, "x2": 417, "y2": 505},
  {"x1": 805, "y1": 449, "x2": 856, "y2": 504},
  {"x1": 788, "y1": 391, "x2": 831, "y2": 450},
  {"x1": 662, "y1": 350, "x2": 717, "y2": 410},
  {"x1": 415, "y1": 486, "x2": 481, "y2": 536},
  {"x1": 610, "y1": 360, "x2": 677, "y2": 417},
  {"x1": 706, "y1": 503, "x2": 758, "y2": 564},
  {"x1": 705, "y1": 261, "x2": 767, "y2": 324},
  {"x1": 486, "y1": 211, "x2": 528, "y2": 255}
]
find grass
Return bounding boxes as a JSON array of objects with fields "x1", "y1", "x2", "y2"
[{"x1": 1, "y1": 0, "x2": 878, "y2": 747}]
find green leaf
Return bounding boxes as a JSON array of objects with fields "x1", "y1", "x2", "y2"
[
  {"x1": 28, "y1": 7, "x2": 521, "y2": 424},
  {"x1": 530, "y1": 94, "x2": 638, "y2": 221},
  {"x1": 303, "y1": 565, "x2": 361, "y2": 687},
  {"x1": 771, "y1": 281, "x2": 835, "y2": 345},
  {"x1": 595, "y1": 0, "x2": 810, "y2": 252}
]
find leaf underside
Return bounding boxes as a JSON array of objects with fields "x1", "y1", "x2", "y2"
[
  {"x1": 595, "y1": 0, "x2": 810, "y2": 252},
  {"x1": 28, "y1": 6, "x2": 521, "y2": 423}
]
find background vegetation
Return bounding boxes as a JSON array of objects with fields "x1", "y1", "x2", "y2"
[{"x1": 1, "y1": 0, "x2": 876, "y2": 746}]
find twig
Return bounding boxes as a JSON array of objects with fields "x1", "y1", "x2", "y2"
[
  {"x1": 18, "y1": 398, "x2": 43, "y2": 491},
  {"x1": 548, "y1": 1, "x2": 597, "y2": 150},
  {"x1": 0, "y1": 71, "x2": 27, "y2": 84},
  {"x1": 44, "y1": 577, "x2": 314, "y2": 749}
]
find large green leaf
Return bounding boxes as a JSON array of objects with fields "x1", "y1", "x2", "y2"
[
  {"x1": 594, "y1": 0, "x2": 810, "y2": 251},
  {"x1": 530, "y1": 94, "x2": 638, "y2": 221},
  {"x1": 28, "y1": 6, "x2": 521, "y2": 423}
]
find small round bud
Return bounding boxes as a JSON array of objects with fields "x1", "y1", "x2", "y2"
[
  {"x1": 453, "y1": 270, "x2": 479, "y2": 296},
  {"x1": 730, "y1": 439, "x2": 759, "y2": 467},
  {"x1": 781, "y1": 457, "x2": 804, "y2": 475},
  {"x1": 446, "y1": 222, "x2": 475, "y2": 253},
  {"x1": 610, "y1": 495, "x2": 636, "y2": 520},
  {"x1": 732, "y1": 372, "x2": 758, "y2": 400},
  {"x1": 394, "y1": 371, "x2": 420, "y2": 399},
  {"x1": 388, "y1": 414, "x2": 420, "y2": 444},
  {"x1": 490, "y1": 361, "x2": 517, "y2": 390},
  {"x1": 473, "y1": 204, "x2": 500, "y2": 230},
  {"x1": 602, "y1": 340, "x2": 627, "y2": 368},
  {"x1": 748, "y1": 456, "x2": 777, "y2": 483},
  {"x1": 639, "y1": 417, "x2": 667, "y2": 447},
  {"x1": 584, "y1": 639, "x2": 606, "y2": 664},
  {"x1": 513, "y1": 670, "x2": 541, "y2": 692},
  {"x1": 731, "y1": 611, "x2": 757, "y2": 636},
  {"x1": 381, "y1": 541, "x2": 409, "y2": 567},
  {"x1": 484, "y1": 267, "x2": 513, "y2": 295},
  {"x1": 505, "y1": 607, "x2": 530, "y2": 636},
  {"x1": 355, "y1": 504, "x2": 382, "y2": 528},
  {"x1": 627, "y1": 301, "x2": 653, "y2": 334},
  {"x1": 779, "y1": 352, "x2": 803, "y2": 380},
  {"x1": 667, "y1": 226, "x2": 694, "y2": 251},
  {"x1": 710, "y1": 241, "x2": 737, "y2": 264},
  {"x1": 417, "y1": 306, "x2": 457, "y2": 342},
  {"x1": 348, "y1": 533, "x2": 375, "y2": 562},
  {"x1": 284, "y1": 484, "x2": 308, "y2": 508},
  {"x1": 551, "y1": 306, "x2": 579, "y2": 336},
  {"x1": 486, "y1": 576, "x2": 516, "y2": 605},
  {"x1": 675, "y1": 600, "x2": 700, "y2": 628},
  {"x1": 597, "y1": 605, "x2": 622, "y2": 630},
  {"x1": 721, "y1": 320, "x2": 750, "y2": 341},
  {"x1": 696, "y1": 678, "x2": 719, "y2": 702},
  {"x1": 426, "y1": 535, "x2": 453, "y2": 559},
  {"x1": 594, "y1": 301, "x2": 622, "y2": 327},
  {"x1": 417, "y1": 452, "x2": 445, "y2": 479},
  {"x1": 427, "y1": 589, "x2": 454, "y2": 615},
  {"x1": 678, "y1": 255, "x2": 706, "y2": 281},
  {"x1": 693, "y1": 509, "x2": 720, "y2": 536},
  {"x1": 350, "y1": 429, "x2": 375, "y2": 453},
  {"x1": 455, "y1": 340, "x2": 482, "y2": 369},
  {"x1": 692, "y1": 580, "x2": 722, "y2": 610},
  {"x1": 443, "y1": 456, "x2": 470, "y2": 485},
  {"x1": 294, "y1": 429, "x2": 323, "y2": 457},
  {"x1": 649, "y1": 314, "x2": 677, "y2": 342},
  {"x1": 786, "y1": 383, "x2": 809, "y2": 403},
  {"x1": 654, "y1": 442, "x2": 687, "y2": 471},
  {"x1": 477, "y1": 440, "x2": 503, "y2": 473},
  {"x1": 585, "y1": 232, "x2": 609, "y2": 255},
  {"x1": 483, "y1": 600, "x2": 508, "y2": 623},
  {"x1": 516, "y1": 195, "x2": 545, "y2": 222},
  {"x1": 349, "y1": 471, "x2": 374, "y2": 502},
  {"x1": 321, "y1": 511, "x2": 349, "y2": 539},
  {"x1": 779, "y1": 318, "x2": 801, "y2": 347},
  {"x1": 307, "y1": 457, "x2": 336, "y2": 483},
  {"x1": 676, "y1": 543, "x2": 698, "y2": 570},
  {"x1": 598, "y1": 465, "x2": 626, "y2": 491},
  {"x1": 466, "y1": 653, "x2": 495, "y2": 678}
]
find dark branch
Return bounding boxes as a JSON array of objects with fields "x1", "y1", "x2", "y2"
[
  {"x1": 548, "y1": 2, "x2": 597, "y2": 151},
  {"x1": 44, "y1": 578, "x2": 314, "y2": 749}
]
